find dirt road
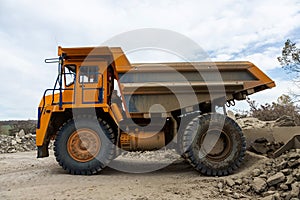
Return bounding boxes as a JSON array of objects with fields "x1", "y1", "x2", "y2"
[{"x1": 0, "y1": 151, "x2": 268, "y2": 200}]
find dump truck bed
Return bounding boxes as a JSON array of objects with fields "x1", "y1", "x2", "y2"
[
  {"x1": 117, "y1": 61, "x2": 275, "y2": 113},
  {"x1": 57, "y1": 47, "x2": 275, "y2": 113}
]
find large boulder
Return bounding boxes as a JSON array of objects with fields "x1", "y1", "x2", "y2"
[
  {"x1": 252, "y1": 177, "x2": 267, "y2": 193},
  {"x1": 266, "y1": 172, "x2": 286, "y2": 186}
]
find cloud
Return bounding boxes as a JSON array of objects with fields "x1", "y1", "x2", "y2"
[
  {"x1": 239, "y1": 47, "x2": 281, "y2": 71},
  {"x1": 193, "y1": 0, "x2": 300, "y2": 70}
]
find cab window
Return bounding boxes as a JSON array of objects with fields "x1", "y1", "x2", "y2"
[
  {"x1": 64, "y1": 64, "x2": 76, "y2": 87},
  {"x1": 79, "y1": 66, "x2": 99, "y2": 84}
]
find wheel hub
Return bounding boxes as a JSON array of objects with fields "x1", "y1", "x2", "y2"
[
  {"x1": 198, "y1": 128, "x2": 232, "y2": 161},
  {"x1": 67, "y1": 128, "x2": 101, "y2": 162}
]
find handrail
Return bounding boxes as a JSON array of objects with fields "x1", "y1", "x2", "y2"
[
  {"x1": 40, "y1": 88, "x2": 74, "y2": 115},
  {"x1": 40, "y1": 71, "x2": 102, "y2": 112},
  {"x1": 40, "y1": 71, "x2": 72, "y2": 113},
  {"x1": 40, "y1": 60, "x2": 105, "y2": 112},
  {"x1": 58, "y1": 56, "x2": 63, "y2": 109}
]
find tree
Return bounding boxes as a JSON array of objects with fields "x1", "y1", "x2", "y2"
[
  {"x1": 277, "y1": 39, "x2": 300, "y2": 99},
  {"x1": 247, "y1": 94, "x2": 300, "y2": 125},
  {"x1": 278, "y1": 39, "x2": 300, "y2": 72}
]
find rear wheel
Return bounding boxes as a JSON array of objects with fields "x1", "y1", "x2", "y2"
[
  {"x1": 176, "y1": 113, "x2": 200, "y2": 157},
  {"x1": 54, "y1": 115, "x2": 115, "y2": 175},
  {"x1": 182, "y1": 113, "x2": 246, "y2": 176}
]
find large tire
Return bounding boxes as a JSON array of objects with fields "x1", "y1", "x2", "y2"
[
  {"x1": 176, "y1": 113, "x2": 201, "y2": 157},
  {"x1": 54, "y1": 115, "x2": 115, "y2": 175},
  {"x1": 176, "y1": 116, "x2": 195, "y2": 157},
  {"x1": 182, "y1": 113, "x2": 246, "y2": 176}
]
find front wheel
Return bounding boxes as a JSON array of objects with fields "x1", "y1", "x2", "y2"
[
  {"x1": 54, "y1": 115, "x2": 115, "y2": 175},
  {"x1": 182, "y1": 113, "x2": 246, "y2": 176}
]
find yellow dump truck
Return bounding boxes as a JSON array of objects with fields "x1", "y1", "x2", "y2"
[{"x1": 36, "y1": 46, "x2": 275, "y2": 175}]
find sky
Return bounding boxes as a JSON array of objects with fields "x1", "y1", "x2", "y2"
[{"x1": 0, "y1": 0, "x2": 300, "y2": 120}]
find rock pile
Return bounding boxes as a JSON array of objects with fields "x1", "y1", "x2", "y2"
[
  {"x1": 237, "y1": 117, "x2": 273, "y2": 129},
  {"x1": 0, "y1": 129, "x2": 36, "y2": 153},
  {"x1": 236, "y1": 116, "x2": 296, "y2": 130},
  {"x1": 120, "y1": 149, "x2": 181, "y2": 162},
  {"x1": 217, "y1": 149, "x2": 300, "y2": 200},
  {"x1": 274, "y1": 115, "x2": 297, "y2": 127},
  {"x1": 248, "y1": 137, "x2": 284, "y2": 157}
]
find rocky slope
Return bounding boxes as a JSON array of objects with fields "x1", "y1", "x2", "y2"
[{"x1": 215, "y1": 149, "x2": 300, "y2": 199}]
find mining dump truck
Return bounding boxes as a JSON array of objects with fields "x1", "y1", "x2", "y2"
[{"x1": 36, "y1": 46, "x2": 275, "y2": 176}]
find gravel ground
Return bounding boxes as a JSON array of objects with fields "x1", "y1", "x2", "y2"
[{"x1": 0, "y1": 149, "x2": 288, "y2": 200}]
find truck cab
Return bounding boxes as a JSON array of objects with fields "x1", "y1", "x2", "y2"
[{"x1": 36, "y1": 47, "x2": 119, "y2": 158}]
